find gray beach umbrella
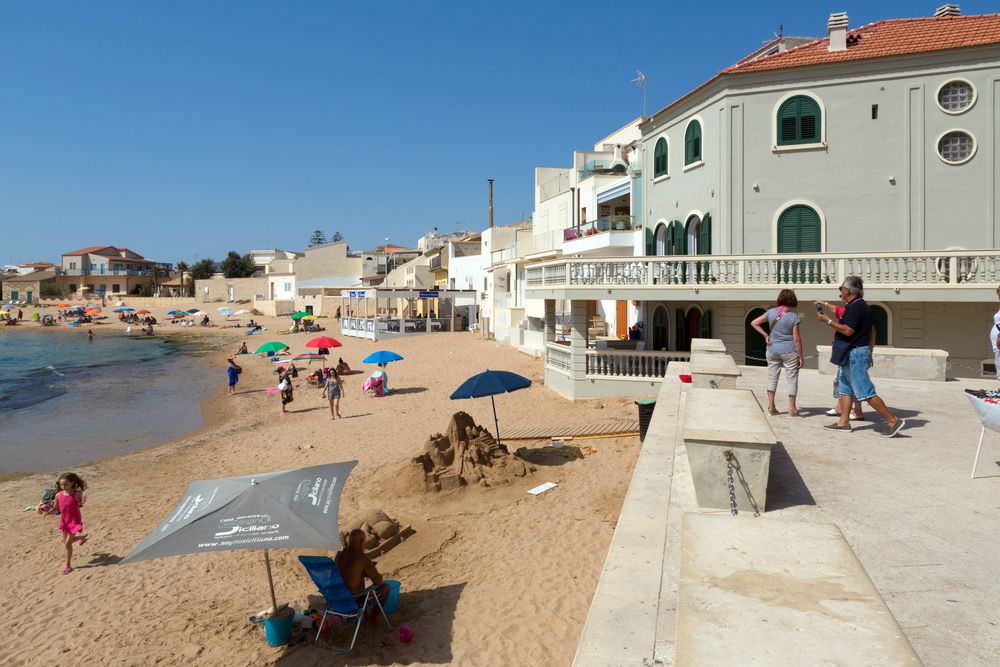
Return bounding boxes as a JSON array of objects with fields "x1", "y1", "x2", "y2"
[{"x1": 122, "y1": 461, "x2": 357, "y2": 611}]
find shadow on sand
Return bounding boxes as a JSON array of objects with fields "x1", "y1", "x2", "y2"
[
  {"x1": 275, "y1": 582, "x2": 465, "y2": 666},
  {"x1": 765, "y1": 442, "x2": 816, "y2": 511}
]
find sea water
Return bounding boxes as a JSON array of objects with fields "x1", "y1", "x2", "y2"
[{"x1": 0, "y1": 329, "x2": 220, "y2": 473}]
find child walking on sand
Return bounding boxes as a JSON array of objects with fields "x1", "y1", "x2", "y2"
[{"x1": 55, "y1": 473, "x2": 88, "y2": 573}]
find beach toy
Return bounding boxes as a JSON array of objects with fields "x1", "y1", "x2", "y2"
[
  {"x1": 679, "y1": 374, "x2": 693, "y2": 384},
  {"x1": 263, "y1": 610, "x2": 294, "y2": 647},
  {"x1": 383, "y1": 579, "x2": 401, "y2": 614},
  {"x1": 399, "y1": 624, "x2": 413, "y2": 644}
]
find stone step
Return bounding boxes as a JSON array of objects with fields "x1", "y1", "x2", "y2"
[{"x1": 676, "y1": 513, "x2": 922, "y2": 666}]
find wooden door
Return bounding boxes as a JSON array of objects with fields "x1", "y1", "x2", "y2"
[{"x1": 616, "y1": 300, "x2": 628, "y2": 339}]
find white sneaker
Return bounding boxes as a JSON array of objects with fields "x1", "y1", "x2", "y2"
[
  {"x1": 849, "y1": 414, "x2": 863, "y2": 421},
  {"x1": 825, "y1": 408, "x2": 839, "y2": 416}
]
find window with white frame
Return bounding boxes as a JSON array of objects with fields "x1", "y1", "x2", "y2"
[
  {"x1": 937, "y1": 80, "x2": 975, "y2": 113},
  {"x1": 937, "y1": 130, "x2": 976, "y2": 164}
]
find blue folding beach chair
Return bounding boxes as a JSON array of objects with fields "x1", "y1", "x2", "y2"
[{"x1": 298, "y1": 555, "x2": 392, "y2": 653}]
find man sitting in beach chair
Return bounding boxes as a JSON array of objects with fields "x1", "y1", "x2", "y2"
[{"x1": 335, "y1": 529, "x2": 391, "y2": 623}]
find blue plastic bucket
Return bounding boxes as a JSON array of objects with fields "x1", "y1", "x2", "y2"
[
  {"x1": 264, "y1": 612, "x2": 294, "y2": 647},
  {"x1": 383, "y1": 580, "x2": 401, "y2": 614}
]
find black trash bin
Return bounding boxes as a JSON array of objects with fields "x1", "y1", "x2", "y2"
[{"x1": 636, "y1": 399, "x2": 656, "y2": 442}]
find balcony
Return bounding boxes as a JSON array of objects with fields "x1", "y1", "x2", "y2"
[
  {"x1": 57, "y1": 268, "x2": 156, "y2": 277},
  {"x1": 490, "y1": 235, "x2": 535, "y2": 266},
  {"x1": 563, "y1": 216, "x2": 637, "y2": 241},
  {"x1": 525, "y1": 250, "x2": 1000, "y2": 302},
  {"x1": 562, "y1": 217, "x2": 639, "y2": 256},
  {"x1": 577, "y1": 157, "x2": 628, "y2": 181}
]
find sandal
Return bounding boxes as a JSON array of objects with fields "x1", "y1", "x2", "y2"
[
  {"x1": 767, "y1": 408, "x2": 780, "y2": 416},
  {"x1": 62, "y1": 567, "x2": 73, "y2": 574}
]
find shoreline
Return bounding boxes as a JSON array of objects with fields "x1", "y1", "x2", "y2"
[
  {"x1": 0, "y1": 307, "x2": 641, "y2": 665},
  {"x1": 0, "y1": 320, "x2": 240, "y2": 480}
]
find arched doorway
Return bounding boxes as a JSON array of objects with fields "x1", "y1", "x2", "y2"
[
  {"x1": 686, "y1": 307, "x2": 702, "y2": 347},
  {"x1": 776, "y1": 204, "x2": 822, "y2": 283},
  {"x1": 745, "y1": 308, "x2": 768, "y2": 366},
  {"x1": 652, "y1": 306, "x2": 669, "y2": 350}
]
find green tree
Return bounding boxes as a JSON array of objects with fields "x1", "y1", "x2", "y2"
[
  {"x1": 309, "y1": 230, "x2": 327, "y2": 247},
  {"x1": 189, "y1": 258, "x2": 216, "y2": 281},
  {"x1": 175, "y1": 261, "x2": 189, "y2": 296},
  {"x1": 220, "y1": 251, "x2": 256, "y2": 278},
  {"x1": 147, "y1": 264, "x2": 166, "y2": 296},
  {"x1": 331, "y1": 231, "x2": 343, "y2": 243}
]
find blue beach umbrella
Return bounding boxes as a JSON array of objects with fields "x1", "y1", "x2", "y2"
[
  {"x1": 362, "y1": 350, "x2": 404, "y2": 365},
  {"x1": 450, "y1": 370, "x2": 531, "y2": 447},
  {"x1": 113, "y1": 307, "x2": 135, "y2": 313}
]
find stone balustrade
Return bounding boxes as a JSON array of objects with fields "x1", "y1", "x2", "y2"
[{"x1": 816, "y1": 345, "x2": 948, "y2": 381}]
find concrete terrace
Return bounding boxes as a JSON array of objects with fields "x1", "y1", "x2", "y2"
[{"x1": 573, "y1": 367, "x2": 1000, "y2": 666}]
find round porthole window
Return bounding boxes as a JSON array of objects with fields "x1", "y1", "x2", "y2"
[
  {"x1": 937, "y1": 79, "x2": 975, "y2": 114},
  {"x1": 937, "y1": 130, "x2": 976, "y2": 165}
]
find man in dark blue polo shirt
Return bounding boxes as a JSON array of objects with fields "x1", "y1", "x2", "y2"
[{"x1": 818, "y1": 276, "x2": 905, "y2": 437}]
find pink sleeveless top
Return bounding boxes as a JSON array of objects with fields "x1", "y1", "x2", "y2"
[{"x1": 57, "y1": 491, "x2": 84, "y2": 535}]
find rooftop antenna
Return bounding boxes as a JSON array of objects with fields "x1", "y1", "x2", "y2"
[{"x1": 631, "y1": 69, "x2": 647, "y2": 120}]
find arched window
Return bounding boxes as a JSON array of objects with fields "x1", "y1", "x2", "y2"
[
  {"x1": 684, "y1": 120, "x2": 702, "y2": 165},
  {"x1": 776, "y1": 205, "x2": 821, "y2": 253},
  {"x1": 652, "y1": 306, "x2": 669, "y2": 350},
  {"x1": 654, "y1": 223, "x2": 668, "y2": 255},
  {"x1": 870, "y1": 305, "x2": 889, "y2": 346},
  {"x1": 653, "y1": 137, "x2": 668, "y2": 177},
  {"x1": 777, "y1": 95, "x2": 821, "y2": 145}
]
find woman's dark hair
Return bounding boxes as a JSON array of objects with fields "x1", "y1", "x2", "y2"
[
  {"x1": 776, "y1": 289, "x2": 798, "y2": 308},
  {"x1": 57, "y1": 472, "x2": 87, "y2": 492}
]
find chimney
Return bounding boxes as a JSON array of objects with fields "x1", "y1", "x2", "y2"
[
  {"x1": 934, "y1": 4, "x2": 960, "y2": 17},
  {"x1": 488, "y1": 178, "x2": 494, "y2": 228},
  {"x1": 828, "y1": 12, "x2": 848, "y2": 52}
]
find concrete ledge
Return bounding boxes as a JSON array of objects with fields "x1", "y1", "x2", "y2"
[
  {"x1": 683, "y1": 388, "x2": 775, "y2": 512},
  {"x1": 689, "y1": 353, "x2": 740, "y2": 389},
  {"x1": 690, "y1": 338, "x2": 726, "y2": 354},
  {"x1": 676, "y1": 513, "x2": 922, "y2": 667},
  {"x1": 816, "y1": 345, "x2": 947, "y2": 381},
  {"x1": 573, "y1": 377, "x2": 680, "y2": 666}
]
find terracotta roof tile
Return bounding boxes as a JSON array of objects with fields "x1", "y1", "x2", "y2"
[
  {"x1": 63, "y1": 245, "x2": 115, "y2": 256},
  {"x1": 645, "y1": 13, "x2": 1000, "y2": 125},
  {"x1": 723, "y1": 14, "x2": 1000, "y2": 74}
]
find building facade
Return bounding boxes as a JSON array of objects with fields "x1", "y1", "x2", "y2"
[
  {"x1": 55, "y1": 246, "x2": 171, "y2": 297},
  {"x1": 524, "y1": 8, "x2": 1000, "y2": 397}
]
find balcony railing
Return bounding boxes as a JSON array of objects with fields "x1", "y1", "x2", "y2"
[
  {"x1": 578, "y1": 158, "x2": 628, "y2": 181},
  {"x1": 586, "y1": 349, "x2": 689, "y2": 380},
  {"x1": 545, "y1": 343, "x2": 573, "y2": 375},
  {"x1": 563, "y1": 216, "x2": 637, "y2": 241},
  {"x1": 526, "y1": 250, "x2": 1000, "y2": 291},
  {"x1": 57, "y1": 268, "x2": 159, "y2": 277}
]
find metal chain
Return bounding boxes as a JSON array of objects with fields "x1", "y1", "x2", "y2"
[{"x1": 724, "y1": 450, "x2": 738, "y2": 516}]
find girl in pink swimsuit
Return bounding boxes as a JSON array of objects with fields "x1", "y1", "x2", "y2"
[{"x1": 56, "y1": 473, "x2": 89, "y2": 574}]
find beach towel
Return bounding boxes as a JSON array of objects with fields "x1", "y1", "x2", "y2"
[{"x1": 363, "y1": 374, "x2": 387, "y2": 397}]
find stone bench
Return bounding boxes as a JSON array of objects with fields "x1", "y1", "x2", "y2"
[
  {"x1": 682, "y1": 388, "x2": 775, "y2": 513},
  {"x1": 816, "y1": 345, "x2": 947, "y2": 381},
  {"x1": 676, "y1": 513, "x2": 921, "y2": 666},
  {"x1": 689, "y1": 352, "x2": 741, "y2": 389},
  {"x1": 690, "y1": 337, "x2": 727, "y2": 355}
]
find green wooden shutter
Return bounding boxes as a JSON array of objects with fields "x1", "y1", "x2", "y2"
[
  {"x1": 685, "y1": 121, "x2": 701, "y2": 164},
  {"x1": 645, "y1": 226, "x2": 654, "y2": 256},
  {"x1": 777, "y1": 96, "x2": 820, "y2": 145},
  {"x1": 698, "y1": 213, "x2": 711, "y2": 255},
  {"x1": 699, "y1": 309, "x2": 712, "y2": 338},
  {"x1": 870, "y1": 305, "x2": 889, "y2": 346},
  {"x1": 654, "y1": 138, "x2": 667, "y2": 177},
  {"x1": 777, "y1": 205, "x2": 821, "y2": 253},
  {"x1": 672, "y1": 221, "x2": 686, "y2": 255}
]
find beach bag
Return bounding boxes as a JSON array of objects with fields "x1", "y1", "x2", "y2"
[{"x1": 830, "y1": 338, "x2": 852, "y2": 367}]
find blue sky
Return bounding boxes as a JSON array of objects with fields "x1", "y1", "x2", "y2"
[{"x1": 3, "y1": 1, "x2": 994, "y2": 265}]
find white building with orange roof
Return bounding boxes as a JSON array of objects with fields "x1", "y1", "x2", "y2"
[{"x1": 524, "y1": 5, "x2": 1000, "y2": 398}]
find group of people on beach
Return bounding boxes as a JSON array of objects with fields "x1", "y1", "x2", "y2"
[{"x1": 750, "y1": 275, "x2": 906, "y2": 437}]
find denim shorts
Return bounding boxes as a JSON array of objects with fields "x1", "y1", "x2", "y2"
[{"x1": 836, "y1": 346, "x2": 877, "y2": 401}]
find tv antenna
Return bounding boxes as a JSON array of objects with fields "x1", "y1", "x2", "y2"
[{"x1": 631, "y1": 69, "x2": 647, "y2": 119}]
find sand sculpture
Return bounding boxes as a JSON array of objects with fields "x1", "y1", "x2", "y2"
[
  {"x1": 406, "y1": 411, "x2": 533, "y2": 492},
  {"x1": 342, "y1": 510, "x2": 414, "y2": 557}
]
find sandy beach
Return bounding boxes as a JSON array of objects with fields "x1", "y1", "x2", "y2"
[{"x1": 0, "y1": 307, "x2": 640, "y2": 666}]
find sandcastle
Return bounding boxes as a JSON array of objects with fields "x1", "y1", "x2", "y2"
[
  {"x1": 341, "y1": 510, "x2": 414, "y2": 557},
  {"x1": 407, "y1": 411, "x2": 533, "y2": 492}
]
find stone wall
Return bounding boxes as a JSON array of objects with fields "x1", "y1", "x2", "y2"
[{"x1": 194, "y1": 276, "x2": 268, "y2": 304}]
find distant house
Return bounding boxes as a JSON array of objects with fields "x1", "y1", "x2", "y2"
[
  {"x1": 2, "y1": 270, "x2": 58, "y2": 304},
  {"x1": 56, "y1": 246, "x2": 171, "y2": 297}
]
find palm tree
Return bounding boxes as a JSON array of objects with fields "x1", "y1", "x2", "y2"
[
  {"x1": 148, "y1": 264, "x2": 164, "y2": 297},
  {"x1": 176, "y1": 261, "x2": 189, "y2": 297}
]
